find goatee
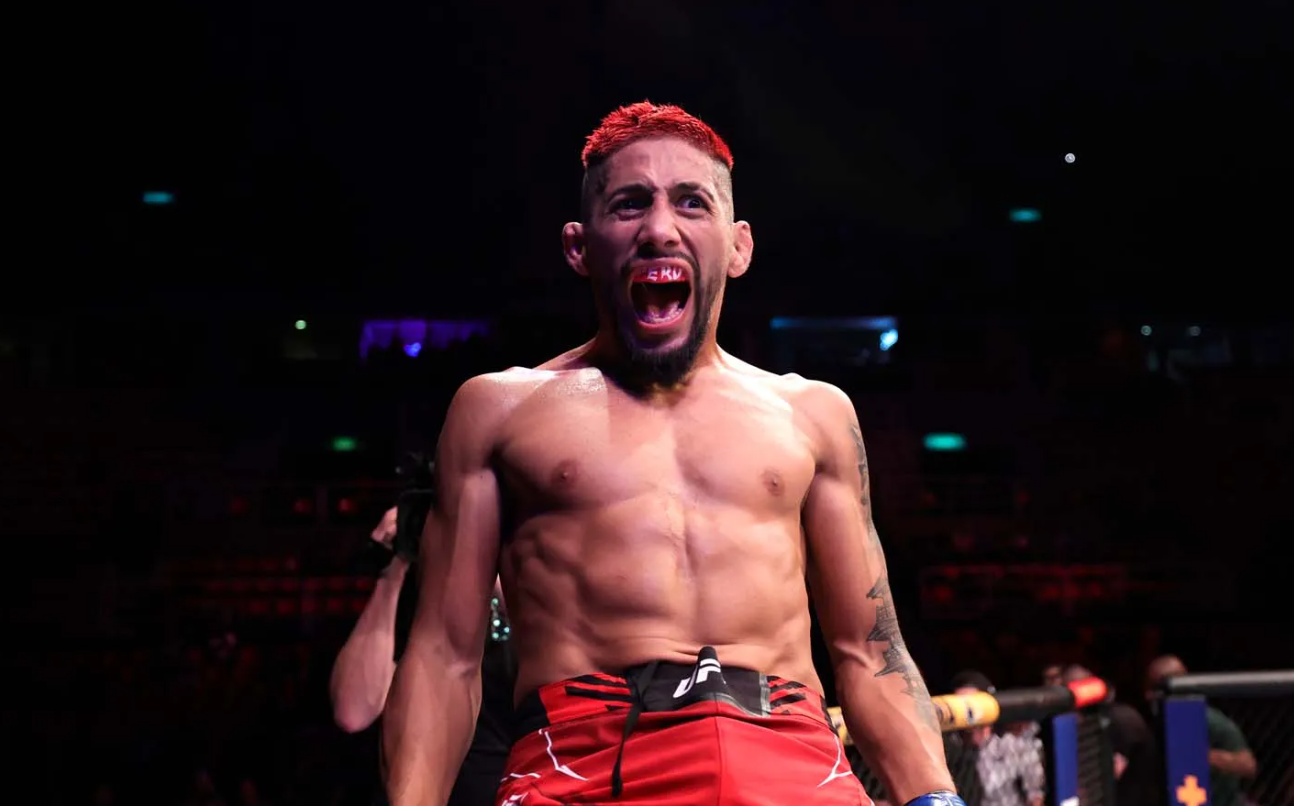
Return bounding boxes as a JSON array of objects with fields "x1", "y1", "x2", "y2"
[{"x1": 608, "y1": 281, "x2": 714, "y2": 395}]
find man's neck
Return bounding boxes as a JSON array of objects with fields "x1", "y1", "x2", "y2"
[{"x1": 583, "y1": 332, "x2": 723, "y2": 401}]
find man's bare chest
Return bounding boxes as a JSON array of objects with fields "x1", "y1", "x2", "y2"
[{"x1": 496, "y1": 393, "x2": 816, "y2": 512}]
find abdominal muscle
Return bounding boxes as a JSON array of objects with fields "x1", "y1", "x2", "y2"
[{"x1": 500, "y1": 497, "x2": 824, "y2": 702}]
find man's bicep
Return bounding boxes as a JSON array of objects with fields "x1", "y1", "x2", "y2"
[
  {"x1": 414, "y1": 473, "x2": 499, "y2": 662},
  {"x1": 800, "y1": 385, "x2": 888, "y2": 649},
  {"x1": 801, "y1": 386, "x2": 940, "y2": 730},
  {"x1": 804, "y1": 473, "x2": 941, "y2": 736},
  {"x1": 407, "y1": 380, "x2": 504, "y2": 667},
  {"x1": 802, "y1": 473, "x2": 887, "y2": 656}
]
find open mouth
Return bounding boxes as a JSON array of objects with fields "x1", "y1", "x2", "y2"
[{"x1": 629, "y1": 265, "x2": 692, "y2": 326}]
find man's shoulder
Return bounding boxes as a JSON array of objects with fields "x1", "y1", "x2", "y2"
[
  {"x1": 745, "y1": 367, "x2": 855, "y2": 422},
  {"x1": 454, "y1": 365, "x2": 581, "y2": 397},
  {"x1": 1107, "y1": 702, "x2": 1153, "y2": 740},
  {"x1": 721, "y1": 362, "x2": 857, "y2": 451},
  {"x1": 449, "y1": 365, "x2": 602, "y2": 420},
  {"x1": 722, "y1": 353, "x2": 852, "y2": 409},
  {"x1": 455, "y1": 343, "x2": 601, "y2": 392},
  {"x1": 442, "y1": 370, "x2": 537, "y2": 432},
  {"x1": 1206, "y1": 705, "x2": 1249, "y2": 745}
]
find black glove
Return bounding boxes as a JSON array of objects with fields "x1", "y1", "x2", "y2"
[{"x1": 393, "y1": 452, "x2": 436, "y2": 560}]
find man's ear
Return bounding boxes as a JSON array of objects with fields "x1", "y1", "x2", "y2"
[
  {"x1": 562, "y1": 222, "x2": 587, "y2": 277},
  {"x1": 727, "y1": 221, "x2": 753, "y2": 279}
]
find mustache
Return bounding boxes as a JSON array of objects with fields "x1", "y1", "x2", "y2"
[{"x1": 619, "y1": 251, "x2": 698, "y2": 280}]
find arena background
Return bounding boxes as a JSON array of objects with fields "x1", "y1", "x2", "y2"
[{"x1": 4, "y1": 1, "x2": 1292, "y2": 804}]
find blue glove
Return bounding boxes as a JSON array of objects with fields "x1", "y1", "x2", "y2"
[{"x1": 904, "y1": 793, "x2": 967, "y2": 806}]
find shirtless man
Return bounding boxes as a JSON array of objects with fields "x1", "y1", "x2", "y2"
[{"x1": 383, "y1": 101, "x2": 960, "y2": 806}]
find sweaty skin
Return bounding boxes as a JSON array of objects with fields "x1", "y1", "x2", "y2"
[
  {"x1": 498, "y1": 353, "x2": 824, "y2": 696},
  {"x1": 383, "y1": 133, "x2": 952, "y2": 806}
]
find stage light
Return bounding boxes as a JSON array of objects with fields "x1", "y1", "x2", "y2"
[
  {"x1": 404, "y1": 342, "x2": 422, "y2": 357},
  {"x1": 879, "y1": 329, "x2": 899, "y2": 351},
  {"x1": 142, "y1": 191, "x2": 174, "y2": 205},
  {"x1": 1009, "y1": 208, "x2": 1041, "y2": 223},
  {"x1": 923, "y1": 433, "x2": 967, "y2": 452},
  {"x1": 1064, "y1": 153, "x2": 1076, "y2": 164},
  {"x1": 769, "y1": 316, "x2": 896, "y2": 331},
  {"x1": 295, "y1": 320, "x2": 307, "y2": 331},
  {"x1": 331, "y1": 436, "x2": 358, "y2": 452}
]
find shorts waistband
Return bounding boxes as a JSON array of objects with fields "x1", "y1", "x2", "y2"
[{"x1": 513, "y1": 646, "x2": 831, "y2": 738}]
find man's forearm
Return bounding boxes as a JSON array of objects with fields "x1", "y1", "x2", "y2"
[
  {"x1": 330, "y1": 566, "x2": 407, "y2": 731},
  {"x1": 383, "y1": 645, "x2": 482, "y2": 806},
  {"x1": 836, "y1": 660, "x2": 954, "y2": 804},
  {"x1": 1209, "y1": 748, "x2": 1257, "y2": 778}
]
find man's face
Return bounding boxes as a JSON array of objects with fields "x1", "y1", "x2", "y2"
[
  {"x1": 567, "y1": 137, "x2": 750, "y2": 387},
  {"x1": 1144, "y1": 656, "x2": 1187, "y2": 701}
]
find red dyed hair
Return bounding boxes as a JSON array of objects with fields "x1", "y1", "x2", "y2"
[{"x1": 581, "y1": 101, "x2": 733, "y2": 170}]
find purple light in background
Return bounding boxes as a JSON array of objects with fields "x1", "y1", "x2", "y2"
[
  {"x1": 360, "y1": 319, "x2": 492, "y2": 360},
  {"x1": 397, "y1": 319, "x2": 428, "y2": 349}
]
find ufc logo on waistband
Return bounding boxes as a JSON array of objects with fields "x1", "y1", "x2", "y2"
[{"x1": 673, "y1": 658, "x2": 722, "y2": 698}]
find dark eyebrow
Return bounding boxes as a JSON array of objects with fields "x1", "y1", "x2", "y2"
[
  {"x1": 670, "y1": 181, "x2": 715, "y2": 203},
  {"x1": 605, "y1": 181, "x2": 655, "y2": 202},
  {"x1": 604, "y1": 181, "x2": 716, "y2": 204}
]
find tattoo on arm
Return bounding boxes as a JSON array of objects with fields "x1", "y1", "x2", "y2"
[
  {"x1": 851, "y1": 425, "x2": 884, "y2": 560},
  {"x1": 851, "y1": 422, "x2": 933, "y2": 728},
  {"x1": 867, "y1": 575, "x2": 941, "y2": 732},
  {"x1": 849, "y1": 424, "x2": 869, "y2": 507},
  {"x1": 866, "y1": 517, "x2": 883, "y2": 550}
]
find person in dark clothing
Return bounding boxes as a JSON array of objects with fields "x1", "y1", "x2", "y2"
[
  {"x1": 330, "y1": 507, "x2": 516, "y2": 806},
  {"x1": 1062, "y1": 664, "x2": 1164, "y2": 806},
  {"x1": 1146, "y1": 655, "x2": 1257, "y2": 806}
]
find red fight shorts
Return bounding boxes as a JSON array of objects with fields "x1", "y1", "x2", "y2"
[{"x1": 496, "y1": 646, "x2": 873, "y2": 805}]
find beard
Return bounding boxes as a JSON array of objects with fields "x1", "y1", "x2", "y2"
[
  {"x1": 614, "y1": 286, "x2": 713, "y2": 389},
  {"x1": 595, "y1": 260, "x2": 719, "y2": 394}
]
